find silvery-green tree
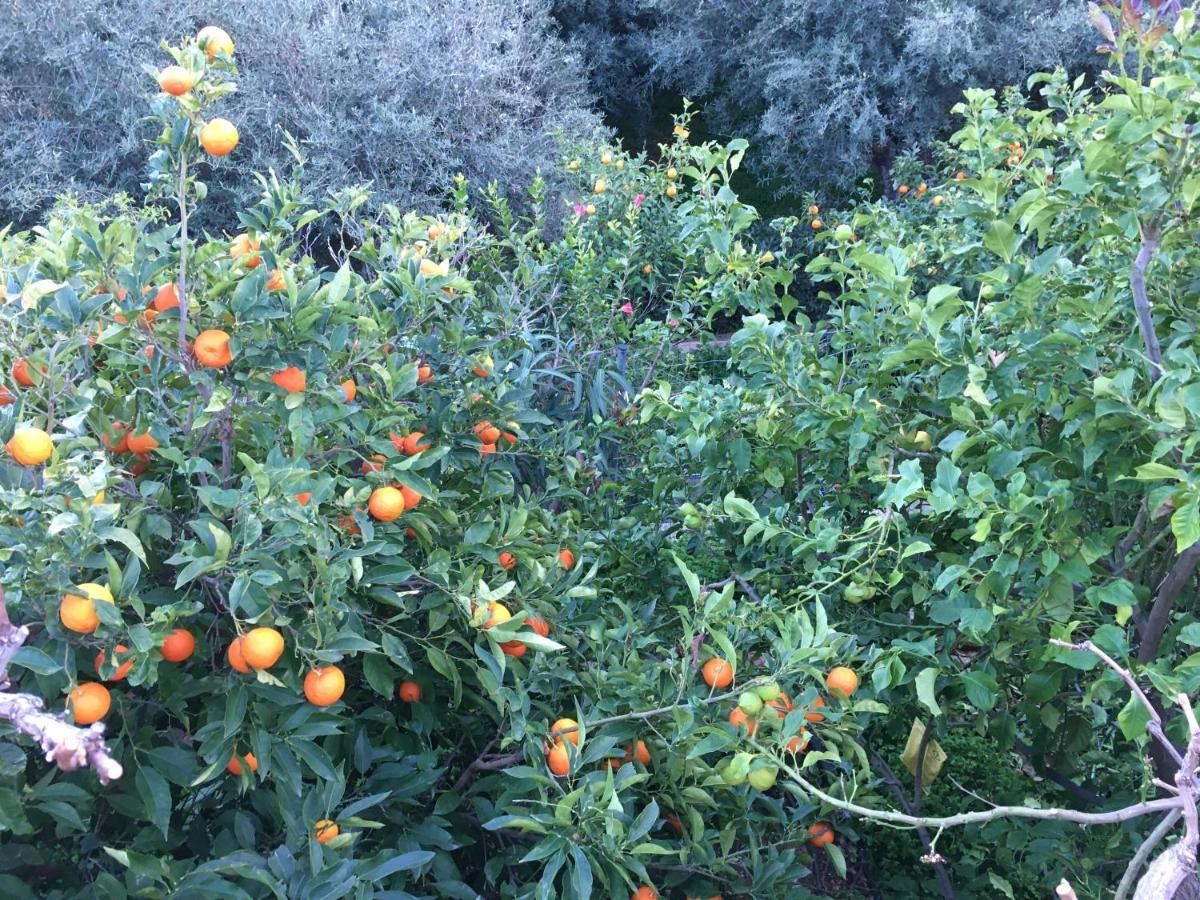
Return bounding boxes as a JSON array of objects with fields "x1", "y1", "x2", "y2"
[
  {"x1": 556, "y1": 0, "x2": 1094, "y2": 195},
  {"x1": 0, "y1": 0, "x2": 601, "y2": 224}
]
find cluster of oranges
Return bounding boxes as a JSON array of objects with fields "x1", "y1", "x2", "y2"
[
  {"x1": 155, "y1": 27, "x2": 240, "y2": 157},
  {"x1": 60, "y1": 581, "x2": 197, "y2": 726}
]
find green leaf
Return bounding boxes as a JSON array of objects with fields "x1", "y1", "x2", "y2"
[
  {"x1": 10, "y1": 646, "x2": 62, "y2": 675},
  {"x1": 359, "y1": 850, "x2": 434, "y2": 882},
  {"x1": 1171, "y1": 492, "x2": 1200, "y2": 552},
  {"x1": 915, "y1": 667, "x2": 942, "y2": 717},
  {"x1": 96, "y1": 526, "x2": 147, "y2": 563},
  {"x1": 1133, "y1": 463, "x2": 1185, "y2": 481},
  {"x1": 671, "y1": 553, "x2": 701, "y2": 605},
  {"x1": 135, "y1": 766, "x2": 171, "y2": 838}
]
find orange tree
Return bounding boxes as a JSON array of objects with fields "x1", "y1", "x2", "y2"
[
  {"x1": 586, "y1": 5, "x2": 1200, "y2": 898},
  {"x1": 0, "y1": 26, "x2": 838, "y2": 900}
]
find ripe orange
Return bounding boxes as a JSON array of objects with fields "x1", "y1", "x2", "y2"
[
  {"x1": 807, "y1": 204, "x2": 820, "y2": 216},
  {"x1": 399, "y1": 485, "x2": 422, "y2": 510},
  {"x1": 241, "y1": 627, "x2": 285, "y2": 669},
  {"x1": 547, "y1": 741, "x2": 571, "y2": 776},
  {"x1": 805, "y1": 696, "x2": 827, "y2": 722},
  {"x1": 483, "y1": 602, "x2": 511, "y2": 629},
  {"x1": 95, "y1": 645, "x2": 133, "y2": 681},
  {"x1": 12, "y1": 358, "x2": 34, "y2": 387},
  {"x1": 811, "y1": 219, "x2": 822, "y2": 230},
  {"x1": 398, "y1": 680, "x2": 422, "y2": 702},
  {"x1": 304, "y1": 666, "x2": 346, "y2": 707},
  {"x1": 627, "y1": 740, "x2": 651, "y2": 766},
  {"x1": 631, "y1": 887, "x2": 658, "y2": 900},
  {"x1": 932, "y1": 195, "x2": 944, "y2": 206},
  {"x1": 474, "y1": 421, "x2": 501, "y2": 444},
  {"x1": 955, "y1": 171, "x2": 966, "y2": 181},
  {"x1": 194, "y1": 329, "x2": 233, "y2": 367},
  {"x1": 552, "y1": 718, "x2": 580, "y2": 746},
  {"x1": 527, "y1": 615, "x2": 550, "y2": 637},
  {"x1": 314, "y1": 820, "x2": 339, "y2": 844},
  {"x1": 0, "y1": 385, "x2": 13, "y2": 406},
  {"x1": 152, "y1": 283, "x2": 180, "y2": 311},
  {"x1": 917, "y1": 182, "x2": 928, "y2": 194},
  {"x1": 60, "y1": 583, "x2": 112, "y2": 634},
  {"x1": 339, "y1": 379, "x2": 356, "y2": 403},
  {"x1": 498, "y1": 551, "x2": 516, "y2": 570},
  {"x1": 768, "y1": 691, "x2": 794, "y2": 718},
  {"x1": 898, "y1": 185, "x2": 910, "y2": 196},
  {"x1": 396, "y1": 432, "x2": 431, "y2": 455},
  {"x1": 808, "y1": 821, "x2": 835, "y2": 847},
  {"x1": 826, "y1": 666, "x2": 859, "y2": 698},
  {"x1": 271, "y1": 366, "x2": 306, "y2": 393},
  {"x1": 728, "y1": 707, "x2": 757, "y2": 735},
  {"x1": 702, "y1": 658, "x2": 733, "y2": 689},
  {"x1": 229, "y1": 234, "x2": 262, "y2": 268},
  {"x1": 418, "y1": 258, "x2": 450, "y2": 279},
  {"x1": 158, "y1": 66, "x2": 194, "y2": 96},
  {"x1": 129, "y1": 454, "x2": 151, "y2": 477},
  {"x1": 416, "y1": 363, "x2": 433, "y2": 383},
  {"x1": 785, "y1": 731, "x2": 811, "y2": 753},
  {"x1": 500, "y1": 640, "x2": 526, "y2": 658},
  {"x1": 227, "y1": 750, "x2": 257, "y2": 776},
  {"x1": 197, "y1": 25, "x2": 234, "y2": 59},
  {"x1": 68, "y1": 683, "x2": 111, "y2": 725},
  {"x1": 666, "y1": 184, "x2": 677, "y2": 198},
  {"x1": 360, "y1": 454, "x2": 385, "y2": 474},
  {"x1": 161, "y1": 628, "x2": 196, "y2": 662},
  {"x1": 266, "y1": 268, "x2": 286, "y2": 292},
  {"x1": 479, "y1": 442, "x2": 497, "y2": 456},
  {"x1": 558, "y1": 548, "x2": 575, "y2": 570},
  {"x1": 295, "y1": 491, "x2": 312, "y2": 506},
  {"x1": 6, "y1": 427, "x2": 53, "y2": 466},
  {"x1": 227, "y1": 636, "x2": 250, "y2": 673},
  {"x1": 199, "y1": 118, "x2": 239, "y2": 156},
  {"x1": 125, "y1": 432, "x2": 158, "y2": 455},
  {"x1": 368, "y1": 486, "x2": 405, "y2": 521}
]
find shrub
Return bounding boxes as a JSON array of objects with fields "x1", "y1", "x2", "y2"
[
  {"x1": 556, "y1": 0, "x2": 1095, "y2": 198},
  {"x1": 0, "y1": 0, "x2": 602, "y2": 226}
]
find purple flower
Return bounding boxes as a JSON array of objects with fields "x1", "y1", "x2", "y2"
[
  {"x1": 619, "y1": 302, "x2": 634, "y2": 315},
  {"x1": 633, "y1": 193, "x2": 645, "y2": 208}
]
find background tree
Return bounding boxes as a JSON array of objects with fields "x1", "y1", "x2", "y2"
[{"x1": 0, "y1": 0, "x2": 602, "y2": 226}]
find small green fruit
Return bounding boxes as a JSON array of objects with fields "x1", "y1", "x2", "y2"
[
  {"x1": 834, "y1": 224, "x2": 854, "y2": 241},
  {"x1": 683, "y1": 514, "x2": 703, "y2": 530},
  {"x1": 721, "y1": 752, "x2": 752, "y2": 786},
  {"x1": 679, "y1": 502, "x2": 697, "y2": 516},
  {"x1": 748, "y1": 764, "x2": 779, "y2": 791},
  {"x1": 755, "y1": 682, "x2": 781, "y2": 702},
  {"x1": 738, "y1": 691, "x2": 764, "y2": 715}
]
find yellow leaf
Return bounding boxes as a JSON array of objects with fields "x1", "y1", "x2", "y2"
[{"x1": 900, "y1": 718, "x2": 947, "y2": 790}]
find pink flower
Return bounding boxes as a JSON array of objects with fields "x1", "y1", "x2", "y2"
[
  {"x1": 619, "y1": 302, "x2": 634, "y2": 315},
  {"x1": 572, "y1": 203, "x2": 587, "y2": 216},
  {"x1": 633, "y1": 193, "x2": 645, "y2": 208},
  {"x1": 668, "y1": 318, "x2": 679, "y2": 328}
]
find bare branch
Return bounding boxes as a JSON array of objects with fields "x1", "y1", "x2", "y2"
[
  {"x1": 1115, "y1": 809, "x2": 1182, "y2": 900},
  {"x1": 1130, "y1": 225, "x2": 1163, "y2": 381},
  {"x1": 1050, "y1": 639, "x2": 1184, "y2": 767}
]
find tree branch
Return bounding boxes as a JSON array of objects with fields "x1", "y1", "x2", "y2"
[
  {"x1": 0, "y1": 586, "x2": 123, "y2": 784},
  {"x1": 1136, "y1": 543, "x2": 1200, "y2": 665},
  {"x1": 1130, "y1": 225, "x2": 1163, "y2": 382},
  {"x1": 869, "y1": 750, "x2": 956, "y2": 900},
  {"x1": 1115, "y1": 809, "x2": 1181, "y2": 900}
]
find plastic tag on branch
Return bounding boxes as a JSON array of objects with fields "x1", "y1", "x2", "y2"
[{"x1": 900, "y1": 718, "x2": 947, "y2": 790}]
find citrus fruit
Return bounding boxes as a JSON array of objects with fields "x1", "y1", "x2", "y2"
[
  {"x1": 158, "y1": 66, "x2": 193, "y2": 96},
  {"x1": 227, "y1": 750, "x2": 257, "y2": 776},
  {"x1": 125, "y1": 432, "x2": 158, "y2": 455},
  {"x1": 197, "y1": 25, "x2": 234, "y2": 59},
  {"x1": 826, "y1": 666, "x2": 859, "y2": 698},
  {"x1": 558, "y1": 548, "x2": 575, "y2": 570},
  {"x1": 808, "y1": 821, "x2": 835, "y2": 847},
  {"x1": 738, "y1": 691, "x2": 763, "y2": 715},
  {"x1": 368, "y1": 486, "x2": 405, "y2": 521},
  {"x1": 229, "y1": 234, "x2": 261, "y2": 268},
  {"x1": 199, "y1": 118, "x2": 239, "y2": 156},
  {"x1": 748, "y1": 764, "x2": 779, "y2": 791},
  {"x1": 498, "y1": 551, "x2": 516, "y2": 570},
  {"x1": 241, "y1": 627, "x2": 284, "y2": 669},
  {"x1": 728, "y1": 707, "x2": 757, "y2": 736},
  {"x1": 60, "y1": 583, "x2": 113, "y2": 634},
  {"x1": 527, "y1": 615, "x2": 550, "y2": 637},
  {"x1": 68, "y1": 683, "x2": 111, "y2": 725},
  {"x1": 805, "y1": 696, "x2": 827, "y2": 722},
  {"x1": 546, "y1": 741, "x2": 571, "y2": 776},
  {"x1": 631, "y1": 888, "x2": 658, "y2": 900},
  {"x1": 227, "y1": 636, "x2": 250, "y2": 672},
  {"x1": 161, "y1": 628, "x2": 195, "y2": 662},
  {"x1": 702, "y1": 658, "x2": 733, "y2": 689},
  {"x1": 500, "y1": 640, "x2": 526, "y2": 657},
  {"x1": 483, "y1": 602, "x2": 511, "y2": 629},
  {"x1": 6, "y1": 427, "x2": 53, "y2": 466},
  {"x1": 194, "y1": 329, "x2": 233, "y2": 367},
  {"x1": 398, "y1": 681, "x2": 422, "y2": 702},
  {"x1": 271, "y1": 366, "x2": 306, "y2": 393},
  {"x1": 552, "y1": 718, "x2": 580, "y2": 746},
  {"x1": 152, "y1": 283, "x2": 179, "y2": 311},
  {"x1": 266, "y1": 269, "x2": 286, "y2": 292},
  {"x1": 314, "y1": 820, "x2": 339, "y2": 844},
  {"x1": 95, "y1": 645, "x2": 133, "y2": 681},
  {"x1": 339, "y1": 379, "x2": 356, "y2": 403},
  {"x1": 303, "y1": 666, "x2": 346, "y2": 707}
]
